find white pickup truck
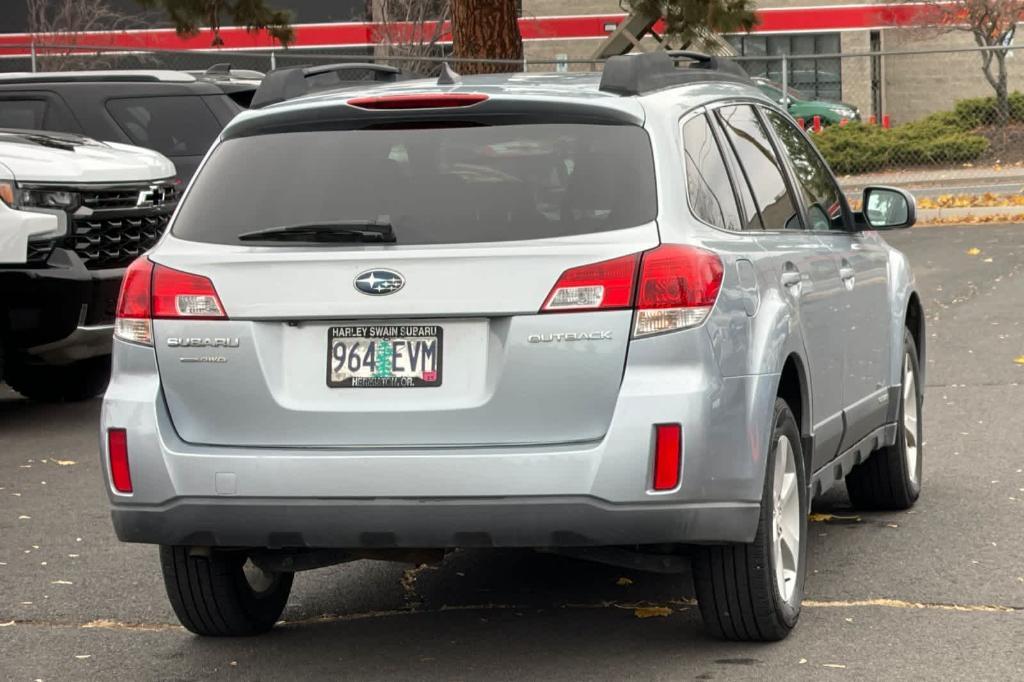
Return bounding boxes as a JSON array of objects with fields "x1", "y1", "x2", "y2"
[{"x1": 0, "y1": 129, "x2": 176, "y2": 401}]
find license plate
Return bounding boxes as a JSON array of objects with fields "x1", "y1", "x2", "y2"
[{"x1": 327, "y1": 324, "x2": 442, "y2": 388}]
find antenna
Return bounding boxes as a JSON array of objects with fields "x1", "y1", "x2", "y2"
[{"x1": 437, "y1": 63, "x2": 462, "y2": 86}]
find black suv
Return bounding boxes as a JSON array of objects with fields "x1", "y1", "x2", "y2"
[{"x1": 0, "y1": 70, "x2": 243, "y2": 180}]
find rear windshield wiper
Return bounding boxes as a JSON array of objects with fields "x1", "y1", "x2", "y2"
[{"x1": 238, "y1": 220, "x2": 396, "y2": 243}]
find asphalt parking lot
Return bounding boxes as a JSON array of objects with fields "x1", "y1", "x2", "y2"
[{"x1": 2, "y1": 224, "x2": 1023, "y2": 680}]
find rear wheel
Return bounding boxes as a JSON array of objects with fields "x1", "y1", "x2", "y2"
[
  {"x1": 160, "y1": 546, "x2": 294, "y2": 637},
  {"x1": 5, "y1": 355, "x2": 110, "y2": 402},
  {"x1": 692, "y1": 398, "x2": 808, "y2": 641},
  {"x1": 845, "y1": 330, "x2": 922, "y2": 510}
]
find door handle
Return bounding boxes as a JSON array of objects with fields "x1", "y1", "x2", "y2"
[
  {"x1": 781, "y1": 271, "x2": 802, "y2": 287},
  {"x1": 839, "y1": 262, "x2": 856, "y2": 290}
]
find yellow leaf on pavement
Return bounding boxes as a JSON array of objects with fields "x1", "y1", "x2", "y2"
[
  {"x1": 1014, "y1": 356, "x2": 1024, "y2": 365},
  {"x1": 809, "y1": 513, "x2": 861, "y2": 523},
  {"x1": 966, "y1": 247, "x2": 982, "y2": 256},
  {"x1": 616, "y1": 577, "x2": 634, "y2": 586},
  {"x1": 54, "y1": 460, "x2": 77, "y2": 466},
  {"x1": 633, "y1": 606, "x2": 672, "y2": 618}
]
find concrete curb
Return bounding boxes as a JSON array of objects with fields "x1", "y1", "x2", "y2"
[{"x1": 917, "y1": 206, "x2": 1024, "y2": 222}]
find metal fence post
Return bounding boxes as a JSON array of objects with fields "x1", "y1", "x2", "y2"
[
  {"x1": 781, "y1": 52, "x2": 788, "y2": 105},
  {"x1": 30, "y1": 40, "x2": 37, "y2": 72},
  {"x1": 270, "y1": 50, "x2": 277, "y2": 71}
]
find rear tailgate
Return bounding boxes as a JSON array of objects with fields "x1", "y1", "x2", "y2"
[{"x1": 152, "y1": 95, "x2": 658, "y2": 448}]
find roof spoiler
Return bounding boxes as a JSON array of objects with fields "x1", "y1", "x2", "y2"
[
  {"x1": 599, "y1": 51, "x2": 750, "y2": 96},
  {"x1": 250, "y1": 63, "x2": 405, "y2": 109}
]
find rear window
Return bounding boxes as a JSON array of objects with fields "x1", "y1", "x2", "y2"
[
  {"x1": 106, "y1": 96, "x2": 222, "y2": 157},
  {"x1": 171, "y1": 124, "x2": 657, "y2": 246}
]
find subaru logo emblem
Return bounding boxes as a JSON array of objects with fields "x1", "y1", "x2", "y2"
[{"x1": 354, "y1": 269, "x2": 405, "y2": 296}]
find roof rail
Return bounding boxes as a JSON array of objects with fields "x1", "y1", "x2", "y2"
[
  {"x1": 250, "y1": 63, "x2": 405, "y2": 109},
  {"x1": 0, "y1": 70, "x2": 195, "y2": 84},
  {"x1": 598, "y1": 51, "x2": 750, "y2": 96}
]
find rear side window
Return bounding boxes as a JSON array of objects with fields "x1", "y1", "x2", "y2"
[
  {"x1": 764, "y1": 109, "x2": 847, "y2": 231},
  {"x1": 716, "y1": 105, "x2": 801, "y2": 231},
  {"x1": 681, "y1": 114, "x2": 741, "y2": 230},
  {"x1": 0, "y1": 99, "x2": 46, "y2": 129},
  {"x1": 106, "y1": 96, "x2": 222, "y2": 156},
  {"x1": 172, "y1": 124, "x2": 658, "y2": 246}
]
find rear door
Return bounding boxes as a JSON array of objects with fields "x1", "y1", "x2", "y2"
[
  {"x1": 152, "y1": 113, "x2": 661, "y2": 448},
  {"x1": 713, "y1": 103, "x2": 847, "y2": 470},
  {"x1": 762, "y1": 108, "x2": 891, "y2": 448}
]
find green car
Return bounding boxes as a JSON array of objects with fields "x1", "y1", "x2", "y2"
[{"x1": 753, "y1": 77, "x2": 861, "y2": 126}]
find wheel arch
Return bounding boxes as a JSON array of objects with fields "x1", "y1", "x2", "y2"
[
  {"x1": 904, "y1": 291, "x2": 926, "y2": 387},
  {"x1": 775, "y1": 351, "x2": 813, "y2": 478}
]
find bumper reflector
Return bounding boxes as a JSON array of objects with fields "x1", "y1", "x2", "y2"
[
  {"x1": 653, "y1": 424, "x2": 682, "y2": 491},
  {"x1": 108, "y1": 428, "x2": 132, "y2": 493}
]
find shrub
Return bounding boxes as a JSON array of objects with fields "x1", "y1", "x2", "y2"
[{"x1": 815, "y1": 119, "x2": 989, "y2": 175}]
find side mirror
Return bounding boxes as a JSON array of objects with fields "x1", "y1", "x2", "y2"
[{"x1": 859, "y1": 186, "x2": 916, "y2": 230}]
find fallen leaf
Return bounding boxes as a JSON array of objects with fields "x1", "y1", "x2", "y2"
[
  {"x1": 886, "y1": 523, "x2": 899, "y2": 528},
  {"x1": 616, "y1": 577, "x2": 634, "y2": 586},
  {"x1": 51, "y1": 580, "x2": 73, "y2": 585},
  {"x1": 809, "y1": 513, "x2": 861, "y2": 523},
  {"x1": 966, "y1": 247, "x2": 982, "y2": 256},
  {"x1": 633, "y1": 606, "x2": 672, "y2": 618},
  {"x1": 799, "y1": 658, "x2": 808, "y2": 664},
  {"x1": 1014, "y1": 356, "x2": 1024, "y2": 365},
  {"x1": 823, "y1": 664, "x2": 847, "y2": 669},
  {"x1": 18, "y1": 515, "x2": 30, "y2": 520},
  {"x1": 0, "y1": 621, "x2": 14, "y2": 627},
  {"x1": 74, "y1": 654, "x2": 91, "y2": 660},
  {"x1": 54, "y1": 460, "x2": 77, "y2": 467}
]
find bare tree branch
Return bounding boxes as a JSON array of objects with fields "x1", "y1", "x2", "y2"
[
  {"x1": 912, "y1": 0, "x2": 1024, "y2": 123},
  {"x1": 26, "y1": 0, "x2": 150, "y2": 71},
  {"x1": 371, "y1": 0, "x2": 451, "y2": 75}
]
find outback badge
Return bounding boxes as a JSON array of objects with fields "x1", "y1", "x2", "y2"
[{"x1": 354, "y1": 269, "x2": 405, "y2": 296}]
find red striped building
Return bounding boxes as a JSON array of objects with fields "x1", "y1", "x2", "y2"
[{"x1": 1, "y1": 2, "x2": 1016, "y2": 123}]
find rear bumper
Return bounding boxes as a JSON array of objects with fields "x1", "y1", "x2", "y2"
[
  {"x1": 102, "y1": 330, "x2": 779, "y2": 549},
  {"x1": 111, "y1": 497, "x2": 760, "y2": 548}
]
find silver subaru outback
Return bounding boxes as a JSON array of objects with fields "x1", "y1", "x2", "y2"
[{"x1": 101, "y1": 52, "x2": 924, "y2": 641}]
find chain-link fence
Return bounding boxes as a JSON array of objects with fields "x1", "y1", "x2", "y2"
[{"x1": 5, "y1": 42, "x2": 1024, "y2": 189}]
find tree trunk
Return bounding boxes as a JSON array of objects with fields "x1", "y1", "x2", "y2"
[
  {"x1": 994, "y1": 51, "x2": 1010, "y2": 126},
  {"x1": 450, "y1": 0, "x2": 522, "y2": 75}
]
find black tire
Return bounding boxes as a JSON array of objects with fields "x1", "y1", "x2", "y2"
[
  {"x1": 692, "y1": 398, "x2": 808, "y2": 642},
  {"x1": 160, "y1": 546, "x2": 294, "y2": 637},
  {"x1": 845, "y1": 330, "x2": 922, "y2": 511},
  {"x1": 5, "y1": 355, "x2": 111, "y2": 402}
]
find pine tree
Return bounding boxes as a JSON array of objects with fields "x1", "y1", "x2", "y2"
[
  {"x1": 624, "y1": 0, "x2": 758, "y2": 47},
  {"x1": 135, "y1": 0, "x2": 293, "y2": 47}
]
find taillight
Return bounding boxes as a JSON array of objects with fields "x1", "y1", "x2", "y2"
[
  {"x1": 114, "y1": 257, "x2": 154, "y2": 345},
  {"x1": 538, "y1": 245, "x2": 722, "y2": 336},
  {"x1": 152, "y1": 265, "x2": 226, "y2": 319},
  {"x1": 633, "y1": 245, "x2": 723, "y2": 338},
  {"x1": 107, "y1": 428, "x2": 132, "y2": 493},
  {"x1": 541, "y1": 253, "x2": 639, "y2": 312},
  {"x1": 346, "y1": 93, "x2": 489, "y2": 109},
  {"x1": 114, "y1": 257, "x2": 227, "y2": 346}
]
